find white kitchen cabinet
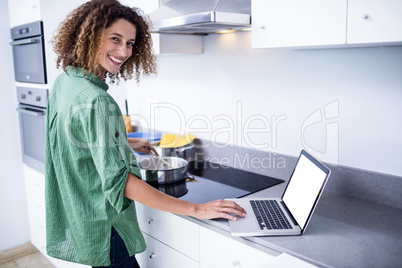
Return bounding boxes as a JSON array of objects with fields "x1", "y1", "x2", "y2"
[
  {"x1": 152, "y1": 33, "x2": 203, "y2": 54},
  {"x1": 252, "y1": 0, "x2": 402, "y2": 48},
  {"x1": 119, "y1": 0, "x2": 157, "y2": 14},
  {"x1": 251, "y1": 0, "x2": 347, "y2": 48},
  {"x1": 347, "y1": 0, "x2": 402, "y2": 44},
  {"x1": 135, "y1": 202, "x2": 200, "y2": 263},
  {"x1": 23, "y1": 165, "x2": 89, "y2": 268},
  {"x1": 40, "y1": 0, "x2": 85, "y2": 88},
  {"x1": 199, "y1": 226, "x2": 275, "y2": 268},
  {"x1": 138, "y1": 233, "x2": 199, "y2": 268},
  {"x1": 23, "y1": 165, "x2": 46, "y2": 254},
  {"x1": 135, "y1": 202, "x2": 276, "y2": 267},
  {"x1": 8, "y1": 0, "x2": 41, "y2": 27}
]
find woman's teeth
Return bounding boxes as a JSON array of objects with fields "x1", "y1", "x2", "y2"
[{"x1": 109, "y1": 55, "x2": 123, "y2": 64}]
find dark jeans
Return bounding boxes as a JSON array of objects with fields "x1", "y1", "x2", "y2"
[{"x1": 93, "y1": 228, "x2": 140, "y2": 268}]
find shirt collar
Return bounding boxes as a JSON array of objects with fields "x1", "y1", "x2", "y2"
[{"x1": 66, "y1": 66, "x2": 109, "y2": 92}]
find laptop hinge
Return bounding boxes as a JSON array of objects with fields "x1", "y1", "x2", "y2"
[{"x1": 281, "y1": 201, "x2": 298, "y2": 226}]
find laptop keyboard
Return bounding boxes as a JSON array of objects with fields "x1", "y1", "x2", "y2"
[{"x1": 250, "y1": 200, "x2": 292, "y2": 230}]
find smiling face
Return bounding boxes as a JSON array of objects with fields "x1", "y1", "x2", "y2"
[{"x1": 98, "y1": 18, "x2": 137, "y2": 78}]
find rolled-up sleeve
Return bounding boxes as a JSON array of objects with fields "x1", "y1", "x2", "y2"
[{"x1": 84, "y1": 96, "x2": 142, "y2": 212}]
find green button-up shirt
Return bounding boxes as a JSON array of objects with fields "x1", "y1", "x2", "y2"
[{"x1": 45, "y1": 66, "x2": 146, "y2": 266}]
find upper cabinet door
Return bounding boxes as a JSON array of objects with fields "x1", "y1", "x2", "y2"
[
  {"x1": 252, "y1": 0, "x2": 347, "y2": 48},
  {"x1": 347, "y1": 0, "x2": 402, "y2": 44},
  {"x1": 120, "y1": 0, "x2": 158, "y2": 13},
  {"x1": 8, "y1": 0, "x2": 41, "y2": 27}
]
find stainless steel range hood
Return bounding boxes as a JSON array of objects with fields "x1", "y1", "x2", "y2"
[{"x1": 149, "y1": 0, "x2": 251, "y2": 35}]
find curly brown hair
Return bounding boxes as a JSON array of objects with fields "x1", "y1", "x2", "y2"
[{"x1": 51, "y1": 0, "x2": 156, "y2": 83}]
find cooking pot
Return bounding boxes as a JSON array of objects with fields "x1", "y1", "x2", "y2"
[
  {"x1": 139, "y1": 156, "x2": 188, "y2": 184},
  {"x1": 154, "y1": 143, "x2": 194, "y2": 161}
]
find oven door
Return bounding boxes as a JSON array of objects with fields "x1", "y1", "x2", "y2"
[
  {"x1": 10, "y1": 35, "x2": 47, "y2": 84},
  {"x1": 17, "y1": 104, "x2": 46, "y2": 173}
]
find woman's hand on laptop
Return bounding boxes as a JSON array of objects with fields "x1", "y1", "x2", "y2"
[{"x1": 193, "y1": 199, "x2": 246, "y2": 221}]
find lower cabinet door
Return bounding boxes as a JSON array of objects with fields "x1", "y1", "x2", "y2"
[
  {"x1": 135, "y1": 202, "x2": 200, "y2": 261},
  {"x1": 199, "y1": 227, "x2": 274, "y2": 268},
  {"x1": 23, "y1": 166, "x2": 47, "y2": 253},
  {"x1": 136, "y1": 233, "x2": 199, "y2": 268}
]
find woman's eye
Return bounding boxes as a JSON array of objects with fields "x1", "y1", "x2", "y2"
[
  {"x1": 111, "y1": 37, "x2": 119, "y2": 42},
  {"x1": 127, "y1": 42, "x2": 134, "y2": 47}
]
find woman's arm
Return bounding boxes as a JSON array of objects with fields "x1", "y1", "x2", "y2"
[{"x1": 124, "y1": 173, "x2": 246, "y2": 221}]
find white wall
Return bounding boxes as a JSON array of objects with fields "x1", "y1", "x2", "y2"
[
  {"x1": 127, "y1": 32, "x2": 402, "y2": 177},
  {"x1": 0, "y1": 0, "x2": 30, "y2": 251}
]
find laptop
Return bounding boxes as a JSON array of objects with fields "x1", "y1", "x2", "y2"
[{"x1": 228, "y1": 150, "x2": 331, "y2": 236}]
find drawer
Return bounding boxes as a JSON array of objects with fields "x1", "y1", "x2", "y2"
[
  {"x1": 136, "y1": 232, "x2": 199, "y2": 268},
  {"x1": 199, "y1": 226, "x2": 275, "y2": 268},
  {"x1": 135, "y1": 202, "x2": 199, "y2": 261},
  {"x1": 23, "y1": 165, "x2": 46, "y2": 253},
  {"x1": 24, "y1": 169, "x2": 45, "y2": 204},
  {"x1": 29, "y1": 217, "x2": 46, "y2": 253}
]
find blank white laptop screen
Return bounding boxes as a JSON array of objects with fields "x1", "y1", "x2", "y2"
[{"x1": 282, "y1": 154, "x2": 328, "y2": 229}]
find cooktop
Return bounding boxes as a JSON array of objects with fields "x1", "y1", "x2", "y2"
[{"x1": 148, "y1": 160, "x2": 284, "y2": 204}]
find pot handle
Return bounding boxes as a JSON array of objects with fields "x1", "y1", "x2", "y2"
[
  {"x1": 175, "y1": 144, "x2": 193, "y2": 155},
  {"x1": 186, "y1": 174, "x2": 196, "y2": 182}
]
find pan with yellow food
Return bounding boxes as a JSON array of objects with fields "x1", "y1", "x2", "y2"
[{"x1": 155, "y1": 133, "x2": 196, "y2": 160}]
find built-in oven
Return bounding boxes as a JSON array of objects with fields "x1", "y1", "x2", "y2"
[
  {"x1": 16, "y1": 87, "x2": 48, "y2": 173},
  {"x1": 10, "y1": 21, "x2": 47, "y2": 84}
]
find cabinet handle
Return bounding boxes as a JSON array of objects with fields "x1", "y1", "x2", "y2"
[
  {"x1": 148, "y1": 219, "x2": 155, "y2": 225},
  {"x1": 260, "y1": 25, "x2": 266, "y2": 30},
  {"x1": 361, "y1": 14, "x2": 369, "y2": 19},
  {"x1": 149, "y1": 253, "x2": 156, "y2": 259},
  {"x1": 232, "y1": 260, "x2": 240, "y2": 266}
]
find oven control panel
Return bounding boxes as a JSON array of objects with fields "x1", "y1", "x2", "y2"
[
  {"x1": 17, "y1": 87, "x2": 48, "y2": 108},
  {"x1": 11, "y1": 20, "x2": 43, "y2": 40}
]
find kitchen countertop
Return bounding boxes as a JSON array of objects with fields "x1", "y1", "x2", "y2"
[
  {"x1": 136, "y1": 137, "x2": 402, "y2": 267},
  {"x1": 181, "y1": 176, "x2": 402, "y2": 268}
]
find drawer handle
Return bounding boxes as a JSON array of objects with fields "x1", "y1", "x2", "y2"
[
  {"x1": 232, "y1": 260, "x2": 240, "y2": 266},
  {"x1": 148, "y1": 219, "x2": 155, "y2": 225},
  {"x1": 149, "y1": 253, "x2": 156, "y2": 259}
]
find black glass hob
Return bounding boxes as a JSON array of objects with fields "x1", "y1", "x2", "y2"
[{"x1": 149, "y1": 161, "x2": 284, "y2": 204}]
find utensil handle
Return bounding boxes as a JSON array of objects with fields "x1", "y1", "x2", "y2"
[{"x1": 153, "y1": 153, "x2": 175, "y2": 169}]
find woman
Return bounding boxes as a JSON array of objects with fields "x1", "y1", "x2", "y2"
[{"x1": 45, "y1": 0, "x2": 246, "y2": 267}]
